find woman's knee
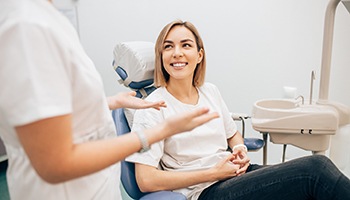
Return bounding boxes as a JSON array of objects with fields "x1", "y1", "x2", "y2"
[
  {"x1": 301, "y1": 155, "x2": 336, "y2": 174},
  {"x1": 310, "y1": 155, "x2": 333, "y2": 166},
  {"x1": 309, "y1": 154, "x2": 329, "y2": 162},
  {"x1": 288, "y1": 155, "x2": 332, "y2": 172}
]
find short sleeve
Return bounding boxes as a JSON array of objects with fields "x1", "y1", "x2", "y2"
[
  {"x1": 205, "y1": 83, "x2": 237, "y2": 138},
  {"x1": 125, "y1": 107, "x2": 164, "y2": 168},
  {"x1": 0, "y1": 21, "x2": 72, "y2": 126},
  {"x1": 218, "y1": 91, "x2": 237, "y2": 138}
]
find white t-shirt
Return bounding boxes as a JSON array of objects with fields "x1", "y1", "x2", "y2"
[
  {"x1": 126, "y1": 83, "x2": 237, "y2": 200},
  {"x1": 0, "y1": 0, "x2": 121, "y2": 199}
]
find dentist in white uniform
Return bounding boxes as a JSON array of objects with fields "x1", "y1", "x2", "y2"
[{"x1": 0, "y1": 0, "x2": 218, "y2": 199}]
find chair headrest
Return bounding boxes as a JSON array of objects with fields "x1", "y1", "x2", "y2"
[{"x1": 113, "y1": 41, "x2": 156, "y2": 98}]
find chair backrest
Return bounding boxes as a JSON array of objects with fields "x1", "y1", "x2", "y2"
[
  {"x1": 113, "y1": 41, "x2": 156, "y2": 99},
  {"x1": 112, "y1": 108, "x2": 146, "y2": 199}
]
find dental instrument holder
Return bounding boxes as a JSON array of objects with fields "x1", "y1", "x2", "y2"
[
  {"x1": 295, "y1": 95, "x2": 304, "y2": 105},
  {"x1": 309, "y1": 70, "x2": 315, "y2": 105}
]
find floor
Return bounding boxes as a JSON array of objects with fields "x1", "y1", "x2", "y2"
[{"x1": 0, "y1": 160, "x2": 9, "y2": 200}]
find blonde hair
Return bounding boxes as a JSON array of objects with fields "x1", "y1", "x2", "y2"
[{"x1": 154, "y1": 20, "x2": 206, "y2": 87}]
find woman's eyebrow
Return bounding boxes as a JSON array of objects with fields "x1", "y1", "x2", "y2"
[
  {"x1": 164, "y1": 38, "x2": 194, "y2": 44},
  {"x1": 164, "y1": 40, "x2": 174, "y2": 44},
  {"x1": 181, "y1": 38, "x2": 194, "y2": 43}
]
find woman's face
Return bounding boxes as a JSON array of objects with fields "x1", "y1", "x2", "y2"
[{"x1": 162, "y1": 25, "x2": 203, "y2": 84}]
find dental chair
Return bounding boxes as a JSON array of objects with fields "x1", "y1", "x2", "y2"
[
  {"x1": 112, "y1": 108, "x2": 186, "y2": 200},
  {"x1": 111, "y1": 41, "x2": 265, "y2": 199}
]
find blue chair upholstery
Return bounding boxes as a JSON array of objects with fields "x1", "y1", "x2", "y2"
[
  {"x1": 244, "y1": 138, "x2": 265, "y2": 151},
  {"x1": 111, "y1": 108, "x2": 186, "y2": 200},
  {"x1": 114, "y1": 65, "x2": 156, "y2": 98}
]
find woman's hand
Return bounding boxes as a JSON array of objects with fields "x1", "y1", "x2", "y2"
[
  {"x1": 210, "y1": 154, "x2": 241, "y2": 181},
  {"x1": 107, "y1": 91, "x2": 166, "y2": 110},
  {"x1": 231, "y1": 148, "x2": 250, "y2": 176}
]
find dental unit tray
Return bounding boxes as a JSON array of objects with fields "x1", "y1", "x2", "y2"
[{"x1": 251, "y1": 99, "x2": 339, "y2": 135}]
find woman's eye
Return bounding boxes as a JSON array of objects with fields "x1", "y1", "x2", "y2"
[
  {"x1": 164, "y1": 44, "x2": 172, "y2": 49},
  {"x1": 183, "y1": 43, "x2": 191, "y2": 48}
]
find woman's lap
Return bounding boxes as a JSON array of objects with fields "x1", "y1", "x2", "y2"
[{"x1": 198, "y1": 155, "x2": 350, "y2": 200}]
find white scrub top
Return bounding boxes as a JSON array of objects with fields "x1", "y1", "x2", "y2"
[
  {"x1": 127, "y1": 83, "x2": 237, "y2": 200},
  {"x1": 0, "y1": 0, "x2": 121, "y2": 199}
]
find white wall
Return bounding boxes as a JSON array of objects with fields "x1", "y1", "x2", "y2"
[{"x1": 76, "y1": 0, "x2": 350, "y2": 164}]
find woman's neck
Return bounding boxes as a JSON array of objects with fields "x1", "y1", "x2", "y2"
[{"x1": 166, "y1": 80, "x2": 199, "y2": 105}]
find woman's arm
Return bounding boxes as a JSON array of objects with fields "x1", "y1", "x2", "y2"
[
  {"x1": 227, "y1": 131, "x2": 250, "y2": 175},
  {"x1": 135, "y1": 154, "x2": 240, "y2": 192},
  {"x1": 16, "y1": 107, "x2": 218, "y2": 184},
  {"x1": 227, "y1": 131, "x2": 245, "y2": 150}
]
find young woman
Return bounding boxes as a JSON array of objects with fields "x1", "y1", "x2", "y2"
[
  {"x1": 0, "y1": 1, "x2": 218, "y2": 199},
  {"x1": 126, "y1": 20, "x2": 350, "y2": 200}
]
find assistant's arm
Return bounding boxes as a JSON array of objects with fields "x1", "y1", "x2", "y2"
[{"x1": 16, "y1": 107, "x2": 218, "y2": 184}]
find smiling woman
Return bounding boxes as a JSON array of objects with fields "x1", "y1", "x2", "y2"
[
  {"x1": 154, "y1": 21, "x2": 206, "y2": 89},
  {"x1": 161, "y1": 25, "x2": 204, "y2": 105}
]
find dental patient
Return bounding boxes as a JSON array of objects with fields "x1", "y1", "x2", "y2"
[{"x1": 126, "y1": 19, "x2": 350, "y2": 200}]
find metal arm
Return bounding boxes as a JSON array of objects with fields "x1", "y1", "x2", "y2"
[{"x1": 318, "y1": 0, "x2": 341, "y2": 102}]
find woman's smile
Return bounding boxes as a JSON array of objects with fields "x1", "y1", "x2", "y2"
[{"x1": 171, "y1": 62, "x2": 188, "y2": 69}]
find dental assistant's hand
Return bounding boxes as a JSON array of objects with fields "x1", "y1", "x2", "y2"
[
  {"x1": 163, "y1": 107, "x2": 219, "y2": 137},
  {"x1": 231, "y1": 148, "x2": 250, "y2": 176},
  {"x1": 144, "y1": 107, "x2": 219, "y2": 148},
  {"x1": 107, "y1": 91, "x2": 166, "y2": 110}
]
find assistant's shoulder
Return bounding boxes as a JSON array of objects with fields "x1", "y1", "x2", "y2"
[{"x1": 1, "y1": 0, "x2": 58, "y2": 32}]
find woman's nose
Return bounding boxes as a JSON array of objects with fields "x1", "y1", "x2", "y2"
[{"x1": 172, "y1": 46, "x2": 183, "y2": 57}]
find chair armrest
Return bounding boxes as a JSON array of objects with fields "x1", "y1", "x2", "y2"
[{"x1": 230, "y1": 112, "x2": 251, "y2": 121}]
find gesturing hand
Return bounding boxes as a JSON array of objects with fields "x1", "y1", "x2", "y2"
[
  {"x1": 164, "y1": 107, "x2": 219, "y2": 137},
  {"x1": 107, "y1": 91, "x2": 166, "y2": 110}
]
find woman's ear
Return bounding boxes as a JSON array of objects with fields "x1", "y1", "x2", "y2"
[{"x1": 197, "y1": 48, "x2": 204, "y2": 63}]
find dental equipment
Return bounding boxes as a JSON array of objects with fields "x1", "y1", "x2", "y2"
[
  {"x1": 309, "y1": 70, "x2": 315, "y2": 105},
  {"x1": 251, "y1": 0, "x2": 350, "y2": 172}
]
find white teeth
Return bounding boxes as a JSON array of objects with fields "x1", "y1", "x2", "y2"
[{"x1": 173, "y1": 63, "x2": 186, "y2": 67}]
